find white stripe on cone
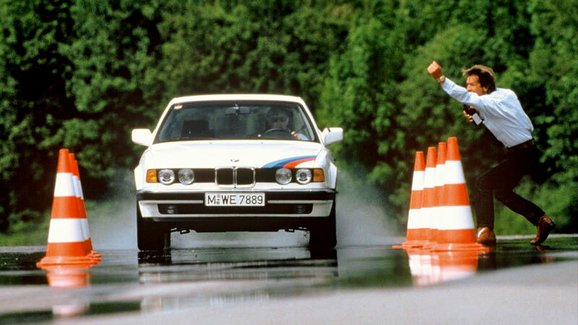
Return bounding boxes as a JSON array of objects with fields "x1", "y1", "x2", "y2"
[
  {"x1": 433, "y1": 157, "x2": 447, "y2": 235},
  {"x1": 53, "y1": 173, "x2": 76, "y2": 197},
  {"x1": 437, "y1": 206, "x2": 475, "y2": 230},
  {"x1": 407, "y1": 170, "x2": 425, "y2": 229},
  {"x1": 47, "y1": 219, "x2": 86, "y2": 243},
  {"x1": 422, "y1": 164, "x2": 437, "y2": 232},
  {"x1": 444, "y1": 160, "x2": 465, "y2": 184}
]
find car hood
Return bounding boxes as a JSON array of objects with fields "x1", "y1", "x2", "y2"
[{"x1": 143, "y1": 141, "x2": 324, "y2": 168}]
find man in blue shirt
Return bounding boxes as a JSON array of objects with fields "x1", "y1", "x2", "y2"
[{"x1": 427, "y1": 61, "x2": 555, "y2": 246}]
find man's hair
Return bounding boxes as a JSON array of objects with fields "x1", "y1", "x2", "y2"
[
  {"x1": 463, "y1": 65, "x2": 496, "y2": 93},
  {"x1": 266, "y1": 107, "x2": 291, "y2": 119}
]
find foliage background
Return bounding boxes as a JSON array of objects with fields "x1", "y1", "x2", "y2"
[{"x1": 0, "y1": 0, "x2": 576, "y2": 241}]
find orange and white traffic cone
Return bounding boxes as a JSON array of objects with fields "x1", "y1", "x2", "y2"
[
  {"x1": 421, "y1": 146, "x2": 438, "y2": 245},
  {"x1": 395, "y1": 151, "x2": 428, "y2": 249},
  {"x1": 431, "y1": 141, "x2": 447, "y2": 243},
  {"x1": 37, "y1": 149, "x2": 100, "y2": 267},
  {"x1": 69, "y1": 153, "x2": 101, "y2": 263},
  {"x1": 432, "y1": 137, "x2": 488, "y2": 252}
]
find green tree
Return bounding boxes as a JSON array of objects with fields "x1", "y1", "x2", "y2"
[
  {"x1": 528, "y1": 0, "x2": 578, "y2": 184},
  {"x1": 157, "y1": 1, "x2": 346, "y2": 111},
  {"x1": 318, "y1": 0, "x2": 576, "y2": 232},
  {"x1": 0, "y1": 0, "x2": 575, "y2": 236},
  {"x1": 0, "y1": 0, "x2": 75, "y2": 231},
  {"x1": 60, "y1": 0, "x2": 164, "y2": 182}
]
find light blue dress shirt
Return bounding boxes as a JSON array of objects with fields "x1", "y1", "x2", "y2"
[{"x1": 441, "y1": 78, "x2": 534, "y2": 148}]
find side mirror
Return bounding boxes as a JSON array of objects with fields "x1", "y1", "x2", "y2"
[
  {"x1": 131, "y1": 129, "x2": 153, "y2": 146},
  {"x1": 322, "y1": 127, "x2": 343, "y2": 145}
]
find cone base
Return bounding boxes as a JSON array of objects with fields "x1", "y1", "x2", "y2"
[
  {"x1": 431, "y1": 229, "x2": 489, "y2": 252},
  {"x1": 37, "y1": 254, "x2": 100, "y2": 267},
  {"x1": 393, "y1": 240, "x2": 432, "y2": 249},
  {"x1": 393, "y1": 228, "x2": 432, "y2": 249},
  {"x1": 431, "y1": 242, "x2": 490, "y2": 252},
  {"x1": 89, "y1": 250, "x2": 102, "y2": 262}
]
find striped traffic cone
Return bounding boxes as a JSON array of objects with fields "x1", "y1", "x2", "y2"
[
  {"x1": 396, "y1": 151, "x2": 428, "y2": 248},
  {"x1": 432, "y1": 137, "x2": 488, "y2": 252},
  {"x1": 432, "y1": 141, "x2": 447, "y2": 243},
  {"x1": 37, "y1": 149, "x2": 99, "y2": 267},
  {"x1": 69, "y1": 153, "x2": 101, "y2": 263},
  {"x1": 421, "y1": 146, "x2": 438, "y2": 245}
]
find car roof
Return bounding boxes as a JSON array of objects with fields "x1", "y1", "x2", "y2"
[{"x1": 168, "y1": 94, "x2": 306, "y2": 106}]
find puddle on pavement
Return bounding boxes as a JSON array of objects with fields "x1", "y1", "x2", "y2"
[
  {"x1": 0, "y1": 235, "x2": 576, "y2": 323},
  {"x1": 0, "y1": 301, "x2": 141, "y2": 324}
]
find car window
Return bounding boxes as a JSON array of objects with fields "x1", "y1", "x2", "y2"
[{"x1": 154, "y1": 101, "x2": 317, "y2": 143}]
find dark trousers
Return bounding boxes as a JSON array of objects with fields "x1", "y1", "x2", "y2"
[{"x1": 473, "y1": 144, "x2": 545, "y2": 229}]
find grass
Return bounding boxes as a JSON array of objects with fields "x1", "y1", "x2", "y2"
[{"x1": 0, "y1": 217, "x2": 49, "y2": 246}]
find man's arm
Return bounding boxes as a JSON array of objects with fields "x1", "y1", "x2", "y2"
[
  {"x1": 427, "y1": 61, "x2": 485, "y2": 124},
  {"x1": 427, "y1": 61, "x2": 445, "y2": 84}
]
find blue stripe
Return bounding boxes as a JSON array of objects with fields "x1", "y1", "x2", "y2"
[{"x1": 262, "y1": 155, "x2": 316, "y2": 168}]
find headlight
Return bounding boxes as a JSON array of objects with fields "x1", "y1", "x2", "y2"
[
  {"x1": 158, "y1": 169, "x2": 175, "y2": 185},
  {"x1": 275, "y1": 168, "x2": 292, "y2": 185},
  {"x1": 295, "y1": 169, "x2": 312, "y2": 184},
  {"x1": 178, "y1": 168, "x2": 195, "y2": 185}
]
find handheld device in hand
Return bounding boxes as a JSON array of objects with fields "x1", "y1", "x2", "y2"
[{"x1": 463, "y1": 105, "x2": 483, "y2": 125}]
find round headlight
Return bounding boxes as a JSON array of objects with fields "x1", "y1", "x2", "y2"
[
  {"x1": 178, "y1": 169, "x2": 195, "y2": 185},
  {"x1": 158, "y1": 169, "x2": 175, "y2": 185},
  {"x1": 275, "y1": 168, "x2": 292, "y2": 185},
  {"x1": 295, "y1": 169, "x2": 312, "y2": 184}
]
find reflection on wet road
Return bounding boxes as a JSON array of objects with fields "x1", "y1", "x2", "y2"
[{"x1": 0, "y1": 235, "x2": 576, "y2": 323}]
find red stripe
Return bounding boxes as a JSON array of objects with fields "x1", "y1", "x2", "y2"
[
  {"x1": 409, "y1": 190, "x2": 423, "y2": 209},
  {"x1": 436, "y1": 229, "x2": 477, "y2": 244},
  {"x1": 413, "y1": 151, "x2": 425, "y2": 171},
  {"x1": 45, "y1": 241, "x2": 91, "y2": 257},
  {"x1": 77, "y1": 198, "x2": 87, "y2": 218},
  {"x1": 284, "y1": 157, "x2": 315, "y2": 168},
  {"x1": 421, "y1": 187, "x2": 437, "y2": 208},
  {"x1": 443, "y1": 183, "x2": 470, "y2": 206},
  {"x1": 425, "y1": 147, "x2": 437, "y2": 168},
  {"x1": 51, "y1": 197, "x2": 82, "y2": 218},
  {"x1": 406, "y1": 228, "x2": 430, "y2": 241}
]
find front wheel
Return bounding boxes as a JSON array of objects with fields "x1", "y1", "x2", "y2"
[
  {"x1": 137, "y1": 203, "x2": 169, "y2": 251},
  {"x1": 308, "y1": 201, "x2": 337, "y2": 251}
]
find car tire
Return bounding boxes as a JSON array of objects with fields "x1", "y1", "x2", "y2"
[
  {"x1": 137, "y1": 203, "x2": 170, "y2": 251},
  {"x1": 308, "y1": 200, "x2": 337, "y2": 251}
]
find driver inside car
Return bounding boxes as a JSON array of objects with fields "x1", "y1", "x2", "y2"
[{"x1": 259, "y1": 107, "x2": 307, "y2": 140}]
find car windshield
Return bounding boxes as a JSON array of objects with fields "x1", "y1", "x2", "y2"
[{"x1": 154, "y1": 101, "x2": 317, "y2": 143}]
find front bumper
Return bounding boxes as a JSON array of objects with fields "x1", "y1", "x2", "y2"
[{"x1": 137, "y1": 190, "x2": 336, "y2": 220}]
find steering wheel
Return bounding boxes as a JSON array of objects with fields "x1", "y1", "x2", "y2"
[{"x1": 261, "y1": 128, "x2": 294, "y2": 139}]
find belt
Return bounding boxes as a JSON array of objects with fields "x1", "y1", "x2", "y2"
[{"x1": 508, "y1": 139, "x2": 535, "y2": 151}]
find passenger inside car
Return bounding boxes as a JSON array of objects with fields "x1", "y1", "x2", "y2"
[{"x1": 259, "y1": 107, "x2": 308, "y2": 140}]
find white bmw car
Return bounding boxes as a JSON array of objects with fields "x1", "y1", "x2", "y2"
[{"x1": 132, "y1": 94, "x2": 343, "y2": 251}]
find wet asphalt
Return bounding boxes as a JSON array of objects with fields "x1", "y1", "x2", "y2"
[{"x1": 0, "y1": 235, "x2": 576, "y2": 324}]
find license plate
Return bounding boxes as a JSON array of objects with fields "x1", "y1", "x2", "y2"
[{"x1": 205, "y1": 193, "x2": 265, "y2": 206}]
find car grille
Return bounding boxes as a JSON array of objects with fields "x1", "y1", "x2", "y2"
[
  {"x1": 179, "y1": 168, "x2": 295, "y2": 185},
  {"x1": 215, "y1": 167, "x2": 255, "y2": 187}
]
